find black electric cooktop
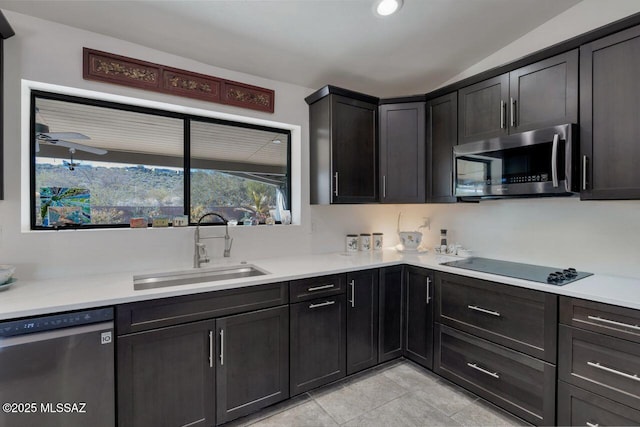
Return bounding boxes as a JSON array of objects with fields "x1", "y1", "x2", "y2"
[{"x1": 440, "y1": 257, "x2": 593, "y2": 285}]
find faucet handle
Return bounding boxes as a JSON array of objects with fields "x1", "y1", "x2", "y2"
[{"x1": 197, "y1": 242, "x2": 209, "y2": 261}]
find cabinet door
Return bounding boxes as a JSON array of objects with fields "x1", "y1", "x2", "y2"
[
  {"x1": 379, "y1": 102, "x2": 426, "y2": 203},
  {"x1": 427, "y1": 92, "x2": 457, "y2": 203},
  {"x1": 215, "y1": 306, "x2": 289, "y2": 424},
  {"x1": 378, "y1": 266, "x2": 404, "y2": 363},
  {"x1": 290, "y1": 295, "x2": 346, "y2": 395},
  {"x1": 509, "y1": 50, "x2": 578, "y2": 133},
  {"x1": 346, "y1": 269, "x2": 379, "y2": 375},
  {"x1": 404, "y1": 266, "x2": 434, "y2": 369},
  {"x1": 458, "y1": 74, "x2": 509, "y2": 143},
  {"x1": 117, "y1": 320, "x2": 215, "y2": 427},
  {"x1": 331, "y1": 95, "x2": 378, "y2": 203},
  {"x1": 581, "y1": 25, "x2": 640, "y2": 199}
]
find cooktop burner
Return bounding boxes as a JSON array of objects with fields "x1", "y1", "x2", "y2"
[{"x1": 440, "y1": 257, "x2": 592, "y2": 285}]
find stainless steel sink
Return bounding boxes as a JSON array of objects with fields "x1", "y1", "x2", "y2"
[{"x1": 134, "y1": 264, "x2": 268, "y2": 290}]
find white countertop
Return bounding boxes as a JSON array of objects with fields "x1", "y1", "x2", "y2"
[{"x1": 1, "y1": 249, "x2": 639, "y2": 320}]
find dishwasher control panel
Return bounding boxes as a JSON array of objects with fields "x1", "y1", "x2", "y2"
[{"x1": 0, "y1": 307, "x2": 113, "y2": 337}]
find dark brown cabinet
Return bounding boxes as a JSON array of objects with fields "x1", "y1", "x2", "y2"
[
  {"x1": 580, "y1": 24, "x2": 640, "y2": 199},
  {"x1": 379, "y1": 102, "x2": 426, "y2": 203},
  {"x1": 557, "y1": 381, "x2": 640, "y2": 426},
  {"x1": 427, "y1": 92, "x2": 457, "y2": 203},
  {"x1": 435, "y1": 324, "x2": 556, "y2": 426},
  {"x1": 458, "y1": 74, "x2": 509, "y2": 143},
  {"x1": 117, "y1": 320, "x2": 216, "y2": 427},
  {"x1": 346, "y1": 269, "x2": 379, "y2": 375},
  {"x1": 307, "y1": 86, "x2": 379, "y2": 204},
  {"x1": 290, "y1": 294, "x2": 347, "y2": 395},
  {"x1": 558, "y1": 296, "x2": 640, "y2": 424},
  {"x1": 435, "y1": 272, "x2": 558, "y2": 363},
  {"x1": 404, "y1": 266, "x2": 434, "y2": 369},
  {"x1": 378, "y1": 266, "x2": 404, "y2": 363},
  {"x1": 434, "y1": 271, "x2": 558, "y2": 425},
  {"x1": 116, "y1": 282, "x2": 290, "y2": 427},
  {"x1": 458, "y1": 50, "x2": 578, "y2": 144},
  {"x1": 509, "y1": 50, "x2": 578, "y2": 133},
  {"x1": 215, "y1": 306, "x2": 289, "y2": 424}
]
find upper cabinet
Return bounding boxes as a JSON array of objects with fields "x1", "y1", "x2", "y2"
[
  {"x1": 307, "y1": 86, "x2": 379, "y2": 204},
  {"x1": 509, "y1": 50, "x2": 578, "y2": 133},
  {"x1": 379, "y1": 102, "x2": 426, "y2": 203},
  {"x1": 580, "y1": 25, "x2": 640, "y2": 200},
  {"x1": 427, "y1": 92, "x2": 457, "y2": 203},
  {"x1": 458, "y1": 74, "x2": 509, "y2": 143},
  {"x1": 458, "y1": 50, "x2": 578, "y2": 144}
]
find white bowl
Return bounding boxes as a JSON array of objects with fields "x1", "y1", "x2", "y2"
[
  {"x1": 398, "y1": 231, "x2": 422, "y2": 250},
  {"x1": 0, "y1": 265, "x2": 15, "y2": 285}
]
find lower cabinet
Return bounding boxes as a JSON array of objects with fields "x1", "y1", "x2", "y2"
[
  {"x1": 290, "y1": 294, "x2": 347, "y2": 395},
  {"x1": 434, "y1": 324, "x2": 556, "y2": 425},
  {"x1": 117, "y1": 288, "x2": 290, "y2": 427},
  {"x1": 433, "y1": 271, "x2": 557, "y2": 426},
  {"x1": 378, "y1": 266, "x2": 404, "y2": 363},
  {"x1": 118, "y1": 320, "x2": 216, "y2": 427},
  {"x1": 558, "y1": 296, "x2": 640, "y2": 423},
  {"x1": 346, "y1": 269, "x2": 379, "y2": 375},
  {"x1": 558, "y1": 381, "x2": 640, "y2": 426},
  {"x1": 404, "y1": 266, "x2": 434, "y2": 369},
  {"x1": 215, "y1": 306, "x2": 289, "y2": 424}
]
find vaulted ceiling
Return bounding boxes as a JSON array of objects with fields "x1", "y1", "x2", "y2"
[{"x1": 0, "y1": 0, "x2": 581, "y2": 97}]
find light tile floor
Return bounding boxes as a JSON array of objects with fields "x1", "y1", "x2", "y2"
[{"x1": 226, "y1": 360, "x2": 531, "y2": 427}]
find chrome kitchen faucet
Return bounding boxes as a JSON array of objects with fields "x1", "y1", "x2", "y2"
[{"x1": 194, "y1": 212, "x2": 233, "y2": 267}]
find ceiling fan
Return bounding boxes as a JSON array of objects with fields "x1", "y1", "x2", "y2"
[{"x1": 35, "y1": 122, "x2": 108, "y2": 156}]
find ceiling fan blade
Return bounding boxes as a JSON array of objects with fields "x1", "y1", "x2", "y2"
[
  {"x1": 53, "y1": 139, "x2": 108, "y2": 155},
  {"x1": 39, "y1": 132, "x2": 91, "y2": 140}
]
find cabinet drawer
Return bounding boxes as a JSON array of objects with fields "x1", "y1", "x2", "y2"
[
  {"x1": 558, "y1": 381, "x2": 640, "y2": 426},
  {"x1": 435, "y1": 272, "x2": 557, "y2": 362},
  {"x1": 560, "y1": 296, "x2": 640, "y2": 343},
  {"x1": 116, "y1": 281, "x2": 288, "y2": 334},
  {"x1": 290, "y1": 295, "x2": 346, "y2": 395},
  {"x1": 289, "y1": 274, "x2": 346, "y2": 303},
  {"x1": 559, "y1": 325, "x2": 640, "y2": 409},
  {"x1": 434, "y1": 324, "x2": 556, "y2": 426}
]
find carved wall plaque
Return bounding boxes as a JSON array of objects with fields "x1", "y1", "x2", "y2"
[{"x1": 83, "y1": 48, "x2": 274, "y2": 113}]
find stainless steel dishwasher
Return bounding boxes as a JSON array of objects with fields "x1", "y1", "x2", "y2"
[{"x1": 0, "y1": 307, "x2": 115, "y2": 427}]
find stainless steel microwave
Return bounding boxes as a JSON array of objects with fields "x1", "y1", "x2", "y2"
[{"x1": 453, "y1": 124, "x2": 578, "y2": 199}]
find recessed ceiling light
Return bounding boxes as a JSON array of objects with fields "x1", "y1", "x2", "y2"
[{"x1": 374, "y1": 0, "x2": 403, "y2": 17}]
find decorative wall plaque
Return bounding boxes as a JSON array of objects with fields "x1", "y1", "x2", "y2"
[{"x1": 83, "y1": 48, "x2": 274, "y2": 113}]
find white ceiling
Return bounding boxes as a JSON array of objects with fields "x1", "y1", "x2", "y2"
[{"x1": 0, "y1": 0, "x2": 581, "y2": 97}]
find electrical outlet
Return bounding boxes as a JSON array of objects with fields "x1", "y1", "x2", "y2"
[{"x1": 421, "y1": 217, "x2": 431, "y2": 230}]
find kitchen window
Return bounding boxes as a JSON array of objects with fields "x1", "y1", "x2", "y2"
[{"x1": 31, "y1": 91, "x2": 291, "y2": 230}]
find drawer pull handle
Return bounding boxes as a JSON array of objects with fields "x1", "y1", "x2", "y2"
[
  {"x1": 309, "y1": 300, "x2": 335, "y2": 309},
  {"x1": 468, "y1": 305, "x2": 501, "y2": 317},
  {"x1": 467, "y1": 362, "x2": 500, "y2": 379},
  {"x1": 586, "y1": 422, "x2": 599, "y2": 427},
  {"x1": 587, "y1": 315, "x2": 640, "y2": 331},
  {"x1": 587, "y1": 361, "x2": 639, "y2": 382},
  {"x1": 308, "y1": 284, "x2": 335, "y2": 292}
]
